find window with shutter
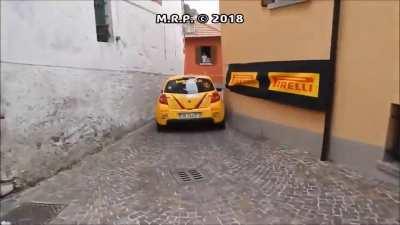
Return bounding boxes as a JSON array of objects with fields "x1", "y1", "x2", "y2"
[
  {"x1": 94, "y1": 0, "x2": 113, "y2": 42},
  {"x1": 197, "y1": 46, "x2": 214, "y2": 66}
]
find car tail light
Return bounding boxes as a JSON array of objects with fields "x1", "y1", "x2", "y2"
[
  {"x1": 210, "y1": 91, "x2": 220, "y2": 103},
  {"x1": 159, "y1": 94, "x2": 168, "y2": 105}
]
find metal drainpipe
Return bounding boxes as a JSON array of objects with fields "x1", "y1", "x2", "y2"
[{"x1": 321, "y1": 0, "x2": 341, "y2": 161}]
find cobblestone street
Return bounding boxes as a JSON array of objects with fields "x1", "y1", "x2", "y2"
[{"x1": 1, "y1": 123, "x2": 399, "y2": 225}]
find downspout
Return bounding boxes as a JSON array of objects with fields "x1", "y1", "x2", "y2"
[{"x1": 321, "y1": 0, "x2": 341, "y2": 161}]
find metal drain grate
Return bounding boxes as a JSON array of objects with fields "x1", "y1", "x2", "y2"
[
  {"x1": 170, "y1": 169, "x2": 207, "y2": 184},
  {"x1": 0, "y1": 202, "x2": 66, "y2": 225}
]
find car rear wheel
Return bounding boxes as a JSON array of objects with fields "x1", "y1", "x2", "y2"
[
  {"x1": 156, "y1": 123, "x2": 167, "y2": 132},
  {"x1": 216, "y1": 120, "x2": 225, "y2": 130}
]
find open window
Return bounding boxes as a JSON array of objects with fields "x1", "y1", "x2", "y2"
[
  {"x1": 196, "y1": 46, "x2": 215, "y2": 66},
  {"x1": 94, "y1": 0, "x2": 113, "y2": 42}
]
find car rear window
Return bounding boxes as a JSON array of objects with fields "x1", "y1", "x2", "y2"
[{"x1": 164, "y1": 77, "x2": 215, "y2": 94}]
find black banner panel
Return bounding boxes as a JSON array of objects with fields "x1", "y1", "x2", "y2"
[{"x1": 225, "y1": 60, "x2": 334, "y2": 111}]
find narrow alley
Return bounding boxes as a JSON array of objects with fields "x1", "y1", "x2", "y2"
[
  {"x1": 1, "y1": 1, "x2": 399, "y2": 225},
  {"x1": 2, "y1": 124, "x2": 399, "y2": 225}
]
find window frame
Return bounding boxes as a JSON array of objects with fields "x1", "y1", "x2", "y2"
[
  {"x1": 94, "y1": 0, "x2": 114, "y2": 43},
  {"x1": 196, "y1": 46, "x2": 216, "y2": 66}
]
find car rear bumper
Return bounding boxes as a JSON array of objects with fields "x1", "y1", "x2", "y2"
[
  {"x1": 155, "y1": 104, "x2": 225, "y2": 126},
  {"x1": 166, "y1": 118, "x2": 215, "y2": 126}
]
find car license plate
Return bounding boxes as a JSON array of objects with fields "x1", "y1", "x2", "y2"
[{"x1": 179, "y1": 112, "x2": 201, "y2": 119}]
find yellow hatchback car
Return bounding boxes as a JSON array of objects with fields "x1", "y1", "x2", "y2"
[{"x1": 155, "y1": 75, "x2": 225, "y2": 130}]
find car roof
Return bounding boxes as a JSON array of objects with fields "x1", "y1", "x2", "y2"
[{"x1": 166, "y1": 74, "x2": 212, "y2": 81}]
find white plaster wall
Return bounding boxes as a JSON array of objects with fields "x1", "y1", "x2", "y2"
[
  {"x1": 0, "y1": 0, "x2": 184, "y2": 73},
  {"x1": 0, "y1": 0, "x2": 184, "y2": 185},
  {"x1": 1, "y1": 63, "x2": 168, "y2": 185}
]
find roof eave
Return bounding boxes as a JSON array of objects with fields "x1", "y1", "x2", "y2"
[{"x1": 184, "y1": 35, "x2": 221, "y2": 38}]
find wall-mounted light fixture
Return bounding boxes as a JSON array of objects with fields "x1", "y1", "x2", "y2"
[{"x1": 262, "y1": 0, "x2": 308, "y2": 9}]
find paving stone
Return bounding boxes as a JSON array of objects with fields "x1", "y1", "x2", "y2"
[{"x1": 1, "y1": 123, "x2": 399, "y2": 225}]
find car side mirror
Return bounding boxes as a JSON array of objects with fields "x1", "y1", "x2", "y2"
[{"x1": 216, "y1": 87, "x2": 222, "y2": 92}]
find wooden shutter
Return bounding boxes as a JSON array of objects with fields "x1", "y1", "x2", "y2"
[
  {"x1": 195, "y1": 47, "x2": 201, "y2": 64},
  {"x1": 94, "y1": 0, "x2": 110, "y2": 42},
  {"x1": 94, "y1": 0, "x2": 107, "y2": 25},
  {"x1": 210, "y1": 46, "x2": 216, "y2": 64}
]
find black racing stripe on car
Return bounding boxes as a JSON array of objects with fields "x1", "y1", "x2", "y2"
[
  {"x1": 172, "y1": 95, "x2": 186, "y2": 109},
  {"x1": 194, "y1": 94, "x2": 207, "y2": 109}
]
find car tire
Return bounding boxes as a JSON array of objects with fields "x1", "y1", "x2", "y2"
[
  {"x1": 156, "y1": 123, "x2": 167, "y2": 132},
  {"x1": 216, "y1": 121, "x2": 225, "y2": 130}
]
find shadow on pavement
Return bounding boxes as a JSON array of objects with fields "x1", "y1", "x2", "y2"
[{"x1": 160, "y1": 122, "x2": 224, "y2": 133}]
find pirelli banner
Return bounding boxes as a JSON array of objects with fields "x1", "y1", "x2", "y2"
[{"x1": 225, "y1": 60, "x2": 334, "y2": 111}]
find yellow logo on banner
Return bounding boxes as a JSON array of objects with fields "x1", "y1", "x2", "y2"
[
  {"x1": 228, "y1": 72, "x2": 259, "y2": 88},
  {"x1": 268, "y1": 72, "x2": 320, "y2": 97}
]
